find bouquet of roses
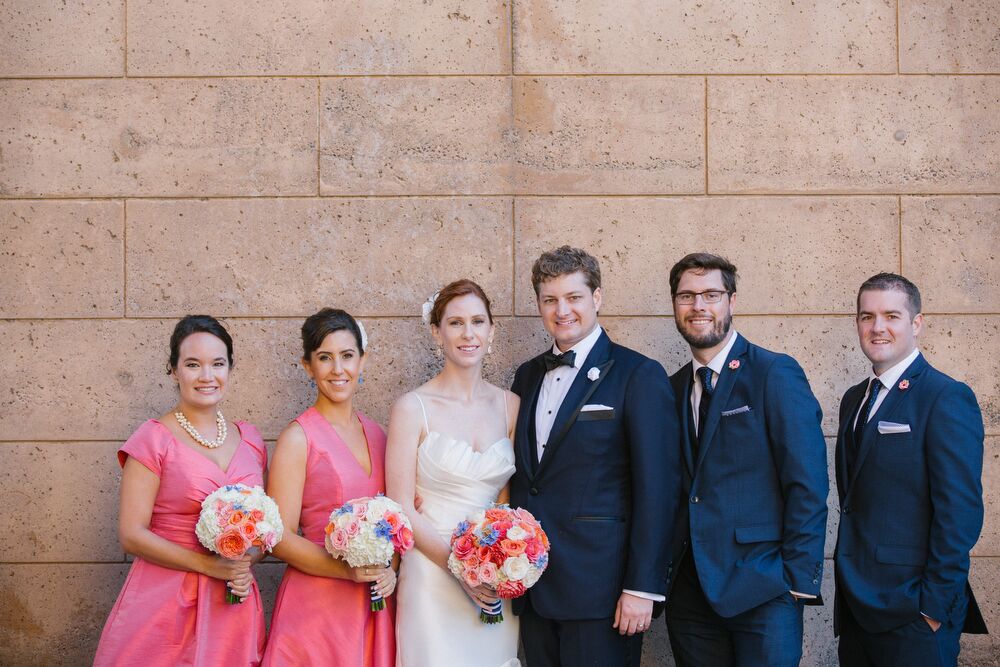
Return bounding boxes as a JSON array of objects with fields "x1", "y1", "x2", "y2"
[
  {"x1": 325, "y1": 495, "x2": 415, "y2": 611},
  {"x1": 448, "y1": 504, "x2": 550, "y2": 624},
  {"x1": 195, "y1": 484, "x2": 284, "y2": 603}
]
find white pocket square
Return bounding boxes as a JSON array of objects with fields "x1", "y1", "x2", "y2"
[
  {"x1": 877, "y1": 421, "x2": 911, "y2": 434},
  {"x1": 581, "y1": 404, "x2": 614, "y2": 412},
  {"x1": 721, "y1": 405, "x2": 751, "y2": 417}
]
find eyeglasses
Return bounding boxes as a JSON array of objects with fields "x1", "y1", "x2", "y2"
[{"x1": 673, "y1": 290, "x2": 729, "y2": 305}]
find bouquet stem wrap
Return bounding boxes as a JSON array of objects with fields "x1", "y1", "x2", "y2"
[{"x1": 480, "y1": 600, "x2": 504, "y2": 624}]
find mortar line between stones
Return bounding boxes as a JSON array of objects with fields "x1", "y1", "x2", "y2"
[
  {"x1": 316, "y1": 78, "x2": 321, "y2": 196},
  {"x1": 123, "y1": 0, "x2": 128, "y2": 77},
  {"x1": 898, "y1": 195, "x2": 904, "y2": 272},
  {"x1": 508, "y1": 0, "x2": 515, "y2": 75},
  {"x1": 896, "y1": 0, "x2": 901, "y2": 74},
  {"x1": 511, "y1": 197, "x2": 517, "y2": 316},
  {"x1": 122, "y1": 200, "x2": 128, "y2": 318},
  {"x1": 704, "y1": 76, "x2": 709, "y2": 194},
  {"x1": 4, "y1": 193, "x2": 999, "y2": 202},
  {"x1": 5, "y1": 72, "x2": 997, "y2": 81}
]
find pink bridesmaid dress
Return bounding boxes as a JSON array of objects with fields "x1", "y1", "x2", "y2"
[
  {"x1": 94, "y1": 419, "x2": 268, "y2": 667},
  {"x1": 262, "y1": 407, "x2": 395, "y2": 667}
]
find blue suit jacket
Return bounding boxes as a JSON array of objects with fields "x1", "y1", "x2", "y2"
[
  {"x1": 668, "y1": 335, "x2": 829, "y2": 618},
  {"x1": 833, "y1": 353, "x2": 987, "y2": 635},
  {"x1": 509, "y1": 330, "x2": 681, "y2": 620}
]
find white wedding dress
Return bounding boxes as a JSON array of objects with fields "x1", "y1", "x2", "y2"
[{"x1": 395, "y1": 394, "x2": 520, "y2": 667}]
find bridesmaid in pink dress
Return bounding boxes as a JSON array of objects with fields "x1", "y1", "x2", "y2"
[
  {"x1": 262, "y1": 308, "x2": 396, "y2": 666},
  {"x1": 94, "y1": 315, "x2": 267, "y2": 666}
]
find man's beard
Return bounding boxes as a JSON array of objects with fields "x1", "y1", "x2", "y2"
[{"x1": 676, "y1": 311, "x2": 732, "y2": 350}]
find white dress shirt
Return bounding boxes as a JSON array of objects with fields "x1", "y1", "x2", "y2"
[{"x1": 852, "y1": 347, "x2": 920, "y2": 429}]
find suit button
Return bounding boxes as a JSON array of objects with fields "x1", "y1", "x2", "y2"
[
  {"x1": 813, "y1": 579, "x2": 819, "y2": 585},
  {"x1": 530, "y1": 487, "x2": 539, "y2": 496},
  {"x1": 690, "y1": 496, "x2": 699, "y2": 503}
]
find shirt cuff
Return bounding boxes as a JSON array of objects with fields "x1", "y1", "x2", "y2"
[
  {"x1": 789, "y1": 590, "x2": 817, "y2": 599},
  {"x1": 623, "y1": 589, "x2": 666, "y2": 602}
]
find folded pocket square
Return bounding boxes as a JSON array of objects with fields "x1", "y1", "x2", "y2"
[
  {"x1": 581, "y1": 404, "x2": 614, "y2": 412},
  {"x1": 877, "y1": 421, "x2": 911, "y2": 434},
  {"x1": 721, "y1": 405, "x2": 751, "y2": 417}
]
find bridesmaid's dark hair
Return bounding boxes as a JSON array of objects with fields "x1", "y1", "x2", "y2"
[
  {"x1": 168, "y1": 315, "x2": 235, "y2": 372},
  {"x1": 429, "y1": 279, "x2": 493, "y2": 327},
  {"x1": 302, "y1": 308, "x2": 365, "y2": 359}
]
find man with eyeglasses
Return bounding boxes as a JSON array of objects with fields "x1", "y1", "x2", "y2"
[{"x1": 662, "y1": 253, "x2": 828, "y2": 667}]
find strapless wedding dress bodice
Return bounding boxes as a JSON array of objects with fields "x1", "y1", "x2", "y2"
[{"x1": 395, "y1": 431, "x2": 520, "y2": 667}]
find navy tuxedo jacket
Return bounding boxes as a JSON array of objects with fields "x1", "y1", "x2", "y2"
[
  {"x1": 668, "y1": 335, "x2": 829, "y2": 618},
  {"x1": 834, "y1": 353, "x2": 986, "y2": 635},
  {"x1": 509, "y1": 330, "x2": 681, "y2": 620}
]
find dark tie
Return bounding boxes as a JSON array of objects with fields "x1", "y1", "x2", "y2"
[
  {"x1": 543, "y1": 349, "x2": 576, "y2": 372},
  {"x1": 697, "y1": 366, "x2": 715, "y2": 442},
  {"x1": 851, "y1": 378, "x2": 883, "y2": 456}
]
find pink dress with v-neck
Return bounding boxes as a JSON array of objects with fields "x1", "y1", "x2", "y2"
[
  {"x1": 94, "y1": 419, "x2": 268, "y2": 666},
  {"x1": 262, "y1": 407, "x2": 394, "y2": 667}
]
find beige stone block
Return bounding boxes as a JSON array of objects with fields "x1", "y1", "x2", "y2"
[
  {"x1": 921, "y1": 315, "x2": 1000, "y2": 434},
  {"x1": 514, "y1": 1, "x2": 896, "y2": 74},
  {"x1": 0, "y1": 317, "x2": 529, "y2": 442},
  {"x1": 974, "y1": 437, "x2": 999, "y2": 557},
  {"x1": 320, "y1": 77, "x2": 513, "y2": 195},
  {"x1": 125, "y1": 198, "x2": 512, "y2": 317},
  {"x1": 127, "y1": 1, "x2": 509, "y2": 76},
  {"x1": 0, "y1": 79, "x2": 316, "y2": 197},
  {"x1": 514, "y1": 197, "x2": 898, "y2": 315},
  {"x1": 0, "y1": 201, "x2": 123, "y2": 318},
  {"x1": 709, "y1": 76, "x2": 1000, "y2": 194},
  {"x1": 900, "y1": 1, "x2": 1000, "y2": 73},
  {"x1": 0, "y1": 563, "x2": 130, "y2": 665},
  {"x1": 513, "y1": 77, "x2": 704, "y2": 194},
  {"x1": 0, "y1": 442, "x2": 122, "y2": 562},
  {"x1": 902, "y1": 196, "x2": 1000, "y2": 313},
  {"x1": 962, "y1": 557, "x2": 1000, "y2": 663},
  {"x1": 0, "y1": 0, "x2": 123, "y2": 77}
]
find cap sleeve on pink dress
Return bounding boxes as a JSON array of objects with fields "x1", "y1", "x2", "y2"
[
  {"x1": 117, "y1": 420, "x2": 170, "y2": 476},
  {"x1": 236, "y1": 421, "x2": 268, "y2": 469}
]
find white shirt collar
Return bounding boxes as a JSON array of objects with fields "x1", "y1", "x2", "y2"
[
  {"x1": 870, "y1": 347, "x2": 920, "y2": 389},
  {"x1": 691, "y1": 330, "x2": 740, "y2": 376},
  {"x1": 550, "y1": 324, "x2": 603, "y2": 369}
]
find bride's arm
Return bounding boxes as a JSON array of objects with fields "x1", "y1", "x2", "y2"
[
  {"x1": 385, "y1": 393, "x2": 453, "y2": 570},
  {"x1": 495, "y1": 390, "x2": 520, "y2": 507}
]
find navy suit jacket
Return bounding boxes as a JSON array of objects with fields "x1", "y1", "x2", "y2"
[
  {"x1": 834, "y1": 353, "x2": 986, "y2": 635},
  {"x1": 668, "y1": 335, "x2": 829, "y2": 618},
  {"x1": 509, "y1": 330, "x2": 681, "y2": 620}
]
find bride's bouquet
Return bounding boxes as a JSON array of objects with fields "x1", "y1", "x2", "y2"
[
  {"x1": 195, "y1": 484, "x2": 284, "y2": 603},
  {"x1": 325, "y1": 495, "x2": 415, "y2": 611},
  {"x1": 448, "y1": 504, "x2": 550, "y2": 624}
]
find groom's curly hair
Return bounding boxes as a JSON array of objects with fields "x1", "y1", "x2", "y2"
[{"x1": 531, "y1": 246, "x2": 602, "y2": 296}]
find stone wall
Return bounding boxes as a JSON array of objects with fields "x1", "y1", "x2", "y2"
[{"x1": 1, "y1": 1, "x2": 997, "y2": 664}]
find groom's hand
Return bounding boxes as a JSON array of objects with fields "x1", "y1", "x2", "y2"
[{"x1": 613, "y1": 592, "x2": 653, "y2": 636}]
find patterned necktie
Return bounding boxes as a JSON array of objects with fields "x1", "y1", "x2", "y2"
[
  {"x1": 542, "y1": 349, "x2": 576, "y2": 372},
  {"x1": 697, "y1": 366, "x2": 715, "y2": 440},
  {"x1": 852, "y1": 377, "x2": 883, "y2": 450}
]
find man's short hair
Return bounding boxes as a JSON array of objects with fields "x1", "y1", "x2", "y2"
[
  {"x1": 531, "y1": 245, "x2": 601, "y2": 295},
  {"x1": 668, "y1": 253, "x2": 738, "y2": 295},
  {"x1": 857, "y1": 273, "x2": 922, "y2": 318}
]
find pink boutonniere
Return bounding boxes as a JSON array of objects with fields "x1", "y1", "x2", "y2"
[
  {"x1": 898, "y1": 379, "x2": 910, "y2": 390},
  {"x1": 728, "y1": 359, "x2": 740, "y2": 370}
]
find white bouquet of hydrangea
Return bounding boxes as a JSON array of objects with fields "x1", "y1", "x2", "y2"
[
  {"x1": 195, "y1": 484, "x2": 284, "y2": 603},
  {"x1": 325, "y1": 495, "x2": 414, "y2": 611}
]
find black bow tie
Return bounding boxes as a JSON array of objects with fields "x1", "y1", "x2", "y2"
[{"x1": 543, "y1": 349, "x2": 577, "y2": 372}]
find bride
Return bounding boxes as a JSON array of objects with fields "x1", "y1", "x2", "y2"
[{"x1": 386, "y1": 279, "x2": 520, "y2": 667}]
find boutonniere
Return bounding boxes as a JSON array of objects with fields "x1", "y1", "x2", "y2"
[
  {"x1": 587, "y1": 367, "x2": 600, "y2": 381},
  {"x1": 898, "y1": 379, "x2": 910, "y2": 390},
  {"x1": 728, "y1": 359, "x2": 740, "y2": 370}
]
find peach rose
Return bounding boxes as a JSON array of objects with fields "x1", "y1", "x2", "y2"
[
  {"x1": 327, "y1": 528, "x2": 349, "y2": 552},
  {"x1": 216, "y1": 528, "x2": 250, "y2": 559},
  {"x1": 485, "y1": 508, "x2": 508, "y2": 522},
  {"x1": 463, "y1": 566, "x2": 482, "y2": 588},
  {"x1": 496, "y1": 579, "x2": 527, "y2": 599},
  {"x1": 344, "y1": 519, "x2": 361, "y2": 537},
  {"x1": 228, "y1": 510, "x2": 246, "y2": 526},
  {"x1": 500, "y1": 539, "x2": 526, "y2": 557},
  {"x1": 393, "y1": 526, "x2": 414, "y2": 552},
  {"x1": 478, "y1": 561, "x2": 499, "y2": 586},
  {"x1": 239, "y1": 521, "x2": 257, "y2": 540},
  {"x1": 524, "y1": 539, "x2": 545, "y2": 563},
  {"x1": 453, "y1": 534, "x2": 476, "y2": 561},
  {"x1": 384, "y1": 512, "x2": 402, "y2": 532},
  {"x1": 250, "y1": 509, "x2": 264, "y2": 522}
]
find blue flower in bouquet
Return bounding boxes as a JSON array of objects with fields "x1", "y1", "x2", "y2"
[
  {"x1": 335, "y1": 504, "x2": 353, "y2": 516},
  {"x1": 375, "y1": 518, "x2": 393, "y2": 540},
  {"x1": 478, "y1": 526, "x2": 500, "y2": 546},
  {"x1": 453, "y1": 520, "x2": 471, "y2": 539},
  {"x1": 535, "y1": 553, "x2": 548, "y2": 569}
]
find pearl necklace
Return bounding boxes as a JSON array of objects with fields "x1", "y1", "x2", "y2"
[{"x1": 175, "y1": 410, "x2": 227, "y2": 449}]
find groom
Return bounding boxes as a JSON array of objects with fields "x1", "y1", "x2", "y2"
[{"x1": 510, "y1": 245, "x2": 681, "y2": 667}]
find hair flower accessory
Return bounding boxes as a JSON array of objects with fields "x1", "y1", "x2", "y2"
[
  {"x1": 898, "y1": 379, "x2": 910, "y2": 390},
  {"x1": 355, "y1": 319, "x2": 368, "y2": 351},
  {"x1": 587, "y1": 367, "x2": 600, "y2": 381},
  {"x1": 729, "y1": 359, "x2": 740, "y2": 370},
  {"x1": 421, "y1": 291, "x2": 440, "y2": 325}
]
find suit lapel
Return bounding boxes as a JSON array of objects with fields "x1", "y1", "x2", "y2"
[
  {"x1": 535, "y1": 332, "x2": 614, "y2": 478},
  {"x1": 694, "y1": 335, "x2": 748, "y2": 474},
  {"x1": 837, "y1": 380, "x2": 867, "y2": 496},
  {"x1": 518, "y1": 357, "x2": 547, "y2": 480},
  {"x1": 673, "y1": 363, "x2": 696, "y2": 478},
  {"x1": 847, "y1": 354, "x2": 928, "y2": 494}
]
